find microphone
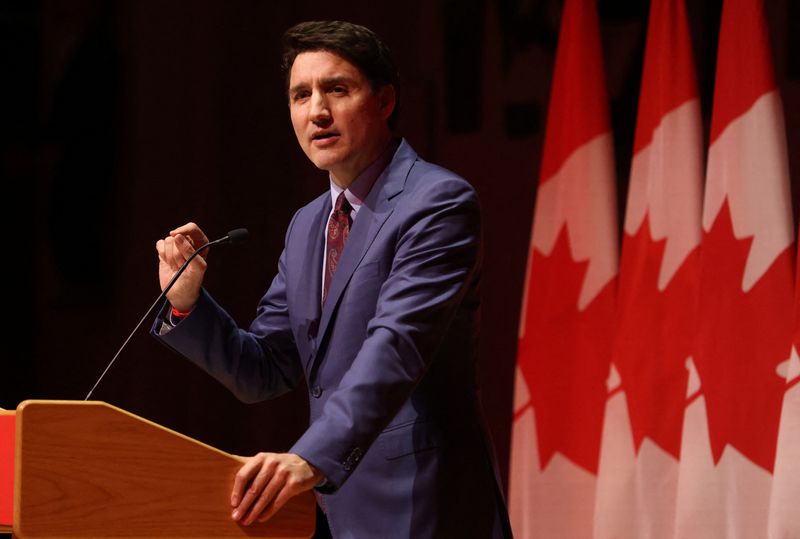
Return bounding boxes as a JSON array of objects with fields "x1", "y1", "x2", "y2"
[
  {"x1": 85, "y1": 228, "x2": 249, "y2": 400},
  {"x1": 225, "y1": 228, "x2": 249, "y2": 244}
]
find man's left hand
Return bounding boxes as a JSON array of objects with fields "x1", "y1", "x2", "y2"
[{"x1": 231, "y1": 452, "x2": 322, "y2": 525}]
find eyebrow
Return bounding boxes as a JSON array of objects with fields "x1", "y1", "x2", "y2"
[{"x1": 288, "y1": 75, "x2": 358, "y2": 96}]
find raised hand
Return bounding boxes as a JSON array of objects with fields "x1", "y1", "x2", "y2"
[{"x1": 156, "y1": 222, "x2": 210, "y2": 312}]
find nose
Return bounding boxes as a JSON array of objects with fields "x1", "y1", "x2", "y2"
[{"x1": 310, "y1": 91, "x2": 331, "y2": 126}]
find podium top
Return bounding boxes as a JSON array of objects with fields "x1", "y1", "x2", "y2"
[{"x1": 13, "y1": 400, "x2": 315, "y2": 538}]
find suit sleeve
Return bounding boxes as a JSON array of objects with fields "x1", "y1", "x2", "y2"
[
  {"x1": 290, "y1": 173, "x2": 481, "y2": 490},
  {"x1": 151, "y1": 215, "x2": 304, "y2": 403}
]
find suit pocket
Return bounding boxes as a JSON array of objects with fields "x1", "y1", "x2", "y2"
[{"x1": 376, "y1": 421, "x2": 444, "y2": 460}]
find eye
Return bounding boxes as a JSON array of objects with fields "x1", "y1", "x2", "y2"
[
  {"x1": 331, "y1": 85, "x2": 348, "y2": 95},
  {"x1": 291, "y1": 89, "x2": 310, "y2": 102}
]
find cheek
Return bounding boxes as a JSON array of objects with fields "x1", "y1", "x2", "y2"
[
  {"x1": 290, "y1": 108, "x2": 305, "y2": 136},
  {"x1": 342, "y1": 113, "x2": 369, "y2": 141},
  {"x1": 291, "y1": 125, "x2": 309, "y2": 154}
]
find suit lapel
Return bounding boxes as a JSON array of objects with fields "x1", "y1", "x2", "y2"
[
  {"x1": 299, "y1": 195, "x2": 328, "y2": 362},
  {"x1": 311, "y1": 141, "x2": 417, "y2": 370}
]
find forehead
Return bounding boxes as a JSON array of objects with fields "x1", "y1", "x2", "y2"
[{"x1": 289, "y1": 50, "x2": 366, "y2": 86}]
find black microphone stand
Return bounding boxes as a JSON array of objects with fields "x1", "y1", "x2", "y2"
[{"x1": 84, "y1": 229, "x2": 248, "y2": 400}]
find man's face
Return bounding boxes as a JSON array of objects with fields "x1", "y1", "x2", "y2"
[{"x1": 288, "y1": 50, "x2": 395, "y2": 187}]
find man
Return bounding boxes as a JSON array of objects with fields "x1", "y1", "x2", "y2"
[{"x1": 154, "y1": 20, "x2": 511, "y2": 538}]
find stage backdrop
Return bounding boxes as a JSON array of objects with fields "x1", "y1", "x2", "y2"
[{"x1": 0, "y1": 1, "x2": 797, "y2": 519}]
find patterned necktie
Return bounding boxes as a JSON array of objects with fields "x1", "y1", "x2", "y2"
[{"x1": 323, "y1": 191, "x2": 352, "y2": 305}]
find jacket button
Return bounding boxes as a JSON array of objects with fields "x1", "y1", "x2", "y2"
[{"x1": 311, "y1": 386, "x2": 322, "y2": 398}]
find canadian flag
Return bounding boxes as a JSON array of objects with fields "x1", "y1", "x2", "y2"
[
  {"x1": 507, "y1": 0, "x2": 618, "y2": 536},
  {"x1": 768, "y1": 232, "x2": 800, "y2": 535},
  {"x1": 674, "y1": 0, "x2": 794, "y2": 537},
  {"x1": 593, "y1": 0, "x2": 702, "y2": 537}
]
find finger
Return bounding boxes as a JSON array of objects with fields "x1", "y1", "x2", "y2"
[
  {"x1": 166, "y1": 235, "x2": 205, "y2": 273},
  {"x1": 176, "y1": 228, "x2": 212, "y2": 261},
  {"x1": 256, "y1": 480, "x2": 296, "y2": 524},
  {"x1": 162, "y1": 236, "x2": 179, "y2": 269},
  {"x1": 174, "y1": 234, "x2": 198, "y2": 259},
  {"x1": 188, "y1": 253, "x2": 208, "y2": 273},
  {"x1": 169, "y1": 222, "x2": 201, "y2": 236},
  {"x1": 178, "y1": 232, "x2": 196, "y2": 250},
  {"x1": 156, "y1": 239, "x2": 167, "y2": 261},
  {"x1": 243, "y1": 471, "x2": 287, "y2": 526},
  {"x1": 255, "y1": 458, "x2": 319, "y2": 524},
  {"x1": 164, "y1": 235, "x2": 176, "y2": 260},
  {"x1": 167, "y1": 239, "x2": 186, "y2": 271},
  {"x1": 158, "y1": 238, "x2": 182, "y2": 267},
  {"x1": 232, "y1": 457, "x2": 277, "y2": 520},
  {"x1": 170, "y1": 222, "x2": 209, "y2": 248},
  {"x1": 231, "y1": 457, "x2": 262, "y2": 508},
  {"x1": 234, "y1": 469, "x2": 271, "y2": 523}
]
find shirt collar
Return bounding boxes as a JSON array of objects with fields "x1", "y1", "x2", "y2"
[{"x1": 328, "y1": 138, "x2": 400, "y2": 211}]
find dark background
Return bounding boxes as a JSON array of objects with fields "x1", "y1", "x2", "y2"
[{"x1": 1, "y1": 0, "x2": 798, "y2": 493}]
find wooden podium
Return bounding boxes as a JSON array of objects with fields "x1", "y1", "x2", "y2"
[{"x1": 3, "y1": 400, "x2": 315, "y2": 538}]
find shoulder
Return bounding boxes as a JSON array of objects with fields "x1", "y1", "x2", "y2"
[
  {"x1": 392, "y1": 142, "x2": 478, "y2": 208},
  {"x1": 386, "y1": 149, "x2": 481, "y2": 242},
  {"x1": 408, "y1": 160, "x2": 476, "y2": 199}
]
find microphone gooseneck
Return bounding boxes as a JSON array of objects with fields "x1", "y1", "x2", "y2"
[{"x1": 84, "y1": 229, "x2": 249, "y2": 400}]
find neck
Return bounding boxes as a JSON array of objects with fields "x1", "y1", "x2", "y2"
[{"x1": 330, "y1": 132, "x2": 393, "y2": 188}]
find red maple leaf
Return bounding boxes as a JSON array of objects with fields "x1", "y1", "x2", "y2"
[
  {"x1": 614, "y1": 215, "x2": 699, "y2": 459},
  {"x1": 791, "y1": 252, "x2": 800, "y2": 393},
  {"x1": 694, "y1": 199, "x2": 793, "y2": 472},
  {"x1": 517, "y1": 225, "x2": 616, "y2": 474}
]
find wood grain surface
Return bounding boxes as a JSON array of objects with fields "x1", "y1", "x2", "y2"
[{"x1": 14, "y1": 400, "x2": 314, "y2": 538}]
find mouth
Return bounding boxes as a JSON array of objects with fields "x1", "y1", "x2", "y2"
[{"x1": 311, "y1": 131, "x2": 340, "y2": 143}]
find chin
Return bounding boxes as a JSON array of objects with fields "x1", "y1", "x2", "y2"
[
  {"x1": 309, "y1": 153, "x2": 345, "y2": 172},
  {"x1": 310, "y1": 159, "x2": 337, "y2": 172}
]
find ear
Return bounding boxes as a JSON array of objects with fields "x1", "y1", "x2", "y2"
[{"x1": 376, "y1": 85, "x2": 396, "y2": 121}]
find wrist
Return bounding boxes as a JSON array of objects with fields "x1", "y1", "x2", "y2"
[
  {"x1": 170, "y1": 305, "x2": 193, "y2": 319},
  {"x1": 302, "y1": 459, "x2": 325, "y2": 486}
]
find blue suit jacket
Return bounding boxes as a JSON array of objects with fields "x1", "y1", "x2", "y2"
[{"x1": 154, "y1": 140, "x2": 511, "y2": 538}]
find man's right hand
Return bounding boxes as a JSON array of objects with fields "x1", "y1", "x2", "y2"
[{"x1": 156, "y1": 222, "x2": 210, "y2": 313}]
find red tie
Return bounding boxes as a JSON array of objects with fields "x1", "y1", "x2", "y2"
[{"x1": 323, "y1": 192, "x2": 352, "y2": 305}]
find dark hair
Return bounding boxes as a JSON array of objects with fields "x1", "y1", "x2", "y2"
[{"x1": 282, "y1": 20, "x2": 400, "y2": 127}]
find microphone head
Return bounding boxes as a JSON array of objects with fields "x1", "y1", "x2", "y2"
[{"x1": 226, "y1": 228, "x2": 249, "y2": 244}]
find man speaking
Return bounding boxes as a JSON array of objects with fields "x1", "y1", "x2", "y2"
[{"x1": 153, "y1": 20, "x2": 511, "y2": 538}]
